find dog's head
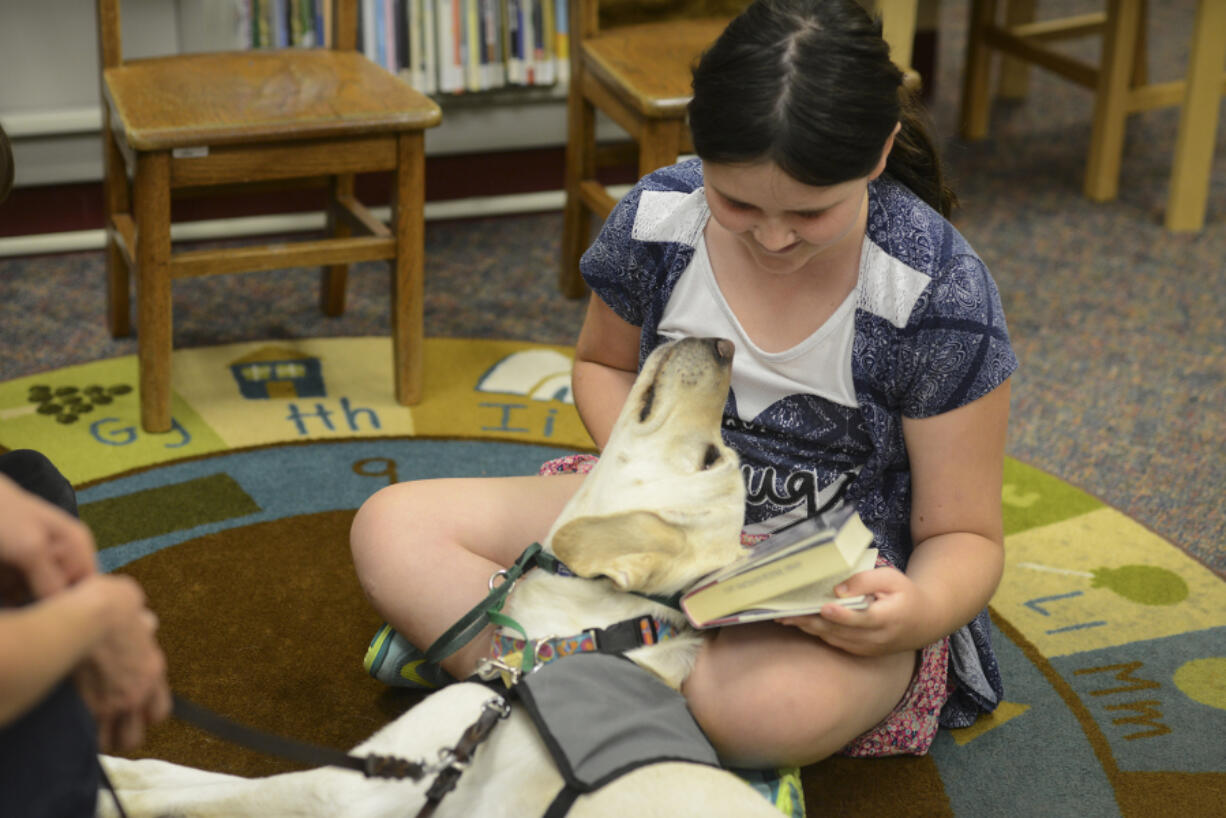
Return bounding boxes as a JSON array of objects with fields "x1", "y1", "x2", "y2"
[{"x1": 545, "y1": 337, "x2": 745, "y2": 595}]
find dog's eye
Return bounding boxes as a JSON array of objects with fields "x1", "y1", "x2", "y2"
[
  {"x1": 639, "y1": 383, "x2": 656, "y2": 422},
  {"x1": 701, "y1": 444, "x2": 722, "y2": 470}
]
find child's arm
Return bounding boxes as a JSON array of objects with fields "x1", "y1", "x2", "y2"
[
  {"x1": 571, "y1": 295, "x2": 642, "y2": 450},
  {"x1": 781, "y1": 380, "x2": 1011, "y2": 654}
]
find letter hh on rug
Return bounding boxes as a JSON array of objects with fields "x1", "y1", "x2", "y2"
[{"x1": 98, "y1": 337, "x2": 782, "y2": 818}]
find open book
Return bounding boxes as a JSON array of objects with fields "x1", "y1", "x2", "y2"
[{"x1": 680, "y1": 504, "x2": 877, "y2": 629}]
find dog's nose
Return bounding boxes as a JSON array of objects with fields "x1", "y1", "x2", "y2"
[{"x1": 714, "y1": 338, "x2": 735, "y2": 361}]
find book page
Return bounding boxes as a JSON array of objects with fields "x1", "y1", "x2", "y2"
[
  {"x1": 748, "y1": 548, "x2": 877, "y2": 612},
  {"x1": 694, "y1": 505, "x2": 857, "y2": 586}
]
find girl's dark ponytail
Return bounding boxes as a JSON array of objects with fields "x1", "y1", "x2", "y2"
[{"x1": 888, "y1": 85, "x2": 957, "y2": 217}]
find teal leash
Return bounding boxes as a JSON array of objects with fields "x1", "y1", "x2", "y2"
[
  {"x1": 420, "y1": 541, "x2": 685, "y2": 670},
  {"x1": 421, "y1": 542, "x2": 548, "y2": 666}
]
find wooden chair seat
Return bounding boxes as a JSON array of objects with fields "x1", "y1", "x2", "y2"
[
  {"x1": 97, "y1": 1, "x2": 441, "y2": 433},
  {"x1": 104, "y1": 50, "x2": 440, "y2": 150},
  {"x1": 582, "y1": 19, "x2": 733, "y2": 119}
]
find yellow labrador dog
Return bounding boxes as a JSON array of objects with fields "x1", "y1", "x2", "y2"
[{"x1": 98, "y1": 337, "x2": 782, "y2": 818}]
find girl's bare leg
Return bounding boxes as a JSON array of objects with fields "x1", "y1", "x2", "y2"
[
  {"x1": 349, "y1": 473, "x2": 586, "y2": 678},
  {"x1": 684, "y1": 622, "x2": 916, "y2": 768}
]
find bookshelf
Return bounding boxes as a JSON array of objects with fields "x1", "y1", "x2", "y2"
[{"x1": 0, "y1": 0, "x2": 601, "y2": 189}]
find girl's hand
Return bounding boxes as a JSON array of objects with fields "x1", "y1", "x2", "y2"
[{"x1": 777, "y1": 566, "x2": 938, "y2": 656}]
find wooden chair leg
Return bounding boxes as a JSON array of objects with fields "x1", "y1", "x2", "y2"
[
  {"x1": 637, "y1": 120, "x2": 684, "y2": 179},
  {"x1": 560, "y1": 81, "x2": 597, "y2": 299},
  {"x1": 1165, "y1": 0, "x2": 1226, "y2": 231},
  {"x1": 960, "y1": 0, "x2": 998, "y2": 141},
  {"x1": 1084, "y1": 0, "x2": 1144, "y2": 202},
  {"x1": 876, "y1": 0, "x2": 918, "y2": 76},
  {"x1": 321, "y1": 174, "x2": 352, "y2": 317},
  {"x1": 102, "y1": 103, "x2": 132, "y2": 338},
  {"x1": 1131, "y1": 0, "x2": 1148, "y2": 89},
  {"x1": 997, "y1": 0, "x2": 1034, "y2": 99},
  {"x1": 133, "y1": 151, "x2": 173, "y2": 434},
  {"x1": 392, "y1": 132, "x2": 426, "y2": 406}
]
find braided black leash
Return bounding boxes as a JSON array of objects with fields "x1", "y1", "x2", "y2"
[
  {"x1": 172, "y1": 694, "x2": 429, "y2": 780},
  {"x1": 155, "y1": 693, "x2": 509, "y2": 818}
]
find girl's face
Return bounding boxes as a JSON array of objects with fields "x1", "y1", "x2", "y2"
[{"x1": 702, "y1": 156, "x2": 883, "y2": 277}]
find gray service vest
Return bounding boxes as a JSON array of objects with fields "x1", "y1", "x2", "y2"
[{"x1": 513, "y1": 652, "x2": 720, "y2": 817}]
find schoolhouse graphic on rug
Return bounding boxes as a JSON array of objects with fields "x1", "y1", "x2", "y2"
[
  {"x1": 229, "y1": 346, "x2": 325, "y2": 400},
  {"x1": 475, "y1": 349, "x2": 575, "y2": 404}
]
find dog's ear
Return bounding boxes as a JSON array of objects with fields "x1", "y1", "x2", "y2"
[{"x1": 551, "y1": 511, "x2": 687, "y2": 591}]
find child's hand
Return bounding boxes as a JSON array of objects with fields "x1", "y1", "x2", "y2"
[{"x1": 777, "y1": 566, "x2": 937, "y2": 656}]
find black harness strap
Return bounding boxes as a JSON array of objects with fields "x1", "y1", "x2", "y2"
[
  {"x1": 171, "y1": 694, "x2": 426, "y2": 780},
  {"x1": 416, "y1": 698, "x2": 510, "y2": 818},
  {"x1": 544, "y1": 786, "x2": 582, "y2": 818}
]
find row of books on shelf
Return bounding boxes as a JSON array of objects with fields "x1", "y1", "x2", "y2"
[{"x1": 236, "y1": 0, "x2": 569, "y2": 95}]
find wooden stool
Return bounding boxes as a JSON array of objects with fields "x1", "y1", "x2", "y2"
[
  {"x1": 960, "y1": 0, "x2": 1225, "y2": 231},
  {"x1": 96, "y1": 0, "x2": 441, "y2": 432}
]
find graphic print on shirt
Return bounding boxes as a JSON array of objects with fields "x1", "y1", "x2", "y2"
[{"x1": 724, "y1": 389, "x2": 871, "y2": 535}]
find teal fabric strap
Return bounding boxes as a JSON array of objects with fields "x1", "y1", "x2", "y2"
[{"x1": 421, "y1": 542, "x2": 543, "y2": 665}]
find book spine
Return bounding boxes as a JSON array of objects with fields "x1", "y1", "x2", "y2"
[
  {"x1": 254, "y1": 0, "x2": 269, "y2": 48},
  {"x1": 314, "y1": 0, "x2": 327, "y2": 47},
  {"x1": 360, "y1": 0, "x2": 377, "y2": 59},
  {"x1": 407, "y1": 0, "x2": 422, "y2": 88},
  {"x1": 273, "y1": 0, "x2": 290, "y2": 46},
  {"x1": 522, "y1": 0, "x2": 535, "y2": 85},
  {"x1": 375, "y1": 0, "x2": 389, "y2": 67},
  {"x1": 481, "y1": 0, "x2": 503, "y2": 89},
  {"x1": 537, "y1": 0, "x2": 554, "y2": 85},
  {"x1": 553, "y1": 0, "x2": 568, "y2": 85},
  {"x1": 464, "y1": 0, "x2": 482, "y2": 91},
  {"x1": 395, "y1": 0, "x2": 410, "y2": 74},
  {"x1": 436, "y1": 0, "x2": 465, "y2": 92},
  {"x1": 421, "y1": 0, "x2": 437, "y2": 94},
  {"x1": 505, "y1": 0, "x2": 523, "y2": 85},
  {"x1": 289, "y1": 0, "x2": 303, "y2": 46},
  {"x1": 235, "y1": 0, "x2": 253, "y2": 49}
]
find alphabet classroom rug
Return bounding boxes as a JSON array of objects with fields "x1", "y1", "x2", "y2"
[{"x1": 1, "y1": 337, "x2": 1222, "y2": 817}]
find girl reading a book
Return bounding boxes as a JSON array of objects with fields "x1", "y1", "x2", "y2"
[{"x1": 351, "y1": 0, "x2": 1015, "y2": 769}]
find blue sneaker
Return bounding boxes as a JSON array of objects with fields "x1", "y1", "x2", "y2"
[
  {"x1": 732, "y1": 766, "x2": 805, "y2": 817},
  {"x1": 364, "y1": 623, "x2": 456, "y2": 689}
]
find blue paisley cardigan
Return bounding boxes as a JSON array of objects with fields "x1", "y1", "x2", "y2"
[{"x1": 580, "y1": 158, "x2": 1018, "y2": 727}]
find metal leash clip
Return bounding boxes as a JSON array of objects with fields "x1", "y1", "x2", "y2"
[
  {"x1": 489, "y1": 568, "x2": 514, "y2": 592},
  {"x1": 475, "y1": 655, "x2": 523, "y2": 687}
]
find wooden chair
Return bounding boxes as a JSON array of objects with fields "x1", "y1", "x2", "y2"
[
  {"x1": 96, "y1": 0, "x2": 441, "y2": 433},
  {"x1": 558, "y1": 0, "x2": 922, "y2": 298},
  {"x1": 959, "y1": 0, "x2": 1226, "y2": 231}
]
